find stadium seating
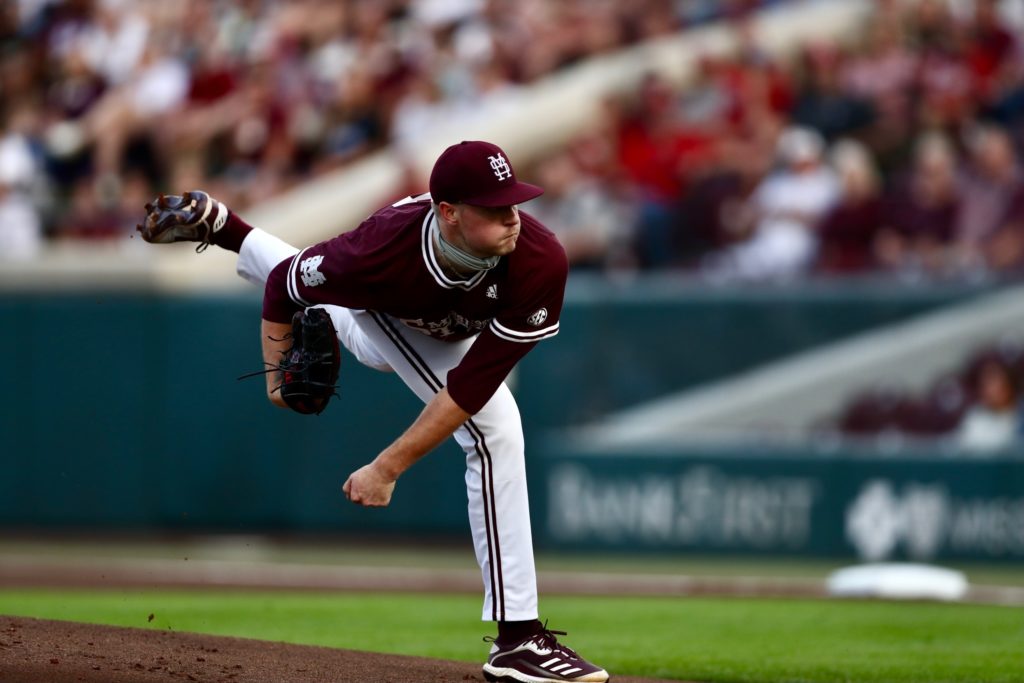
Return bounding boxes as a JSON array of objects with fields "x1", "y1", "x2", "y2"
[{"x1": 836, "y1": 337, "x2": 1024, "y2": 442}]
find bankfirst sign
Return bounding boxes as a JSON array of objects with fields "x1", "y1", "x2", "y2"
[{"x1": 536, "y1": 451, "x2": 1024, "y2": 561}]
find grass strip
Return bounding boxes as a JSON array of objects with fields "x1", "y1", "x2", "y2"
[{"x1": 1, "y1": 589, "x2": 1020, "y2": 682}]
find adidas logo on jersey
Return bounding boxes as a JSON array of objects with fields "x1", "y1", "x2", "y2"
[{"x1": 486, "y1": 284, "x2": 498, "y2": 299}]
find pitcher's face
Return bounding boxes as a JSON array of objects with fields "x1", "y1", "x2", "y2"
[{"x1": 450, "y1": 203, "x2": 521, "y2": 257}]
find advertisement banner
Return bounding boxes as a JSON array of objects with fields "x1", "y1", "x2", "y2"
[{"x1": 537, "y1": 451, "x2": 1024, "y2": 561}]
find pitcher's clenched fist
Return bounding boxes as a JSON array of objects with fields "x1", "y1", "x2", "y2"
[{"x1": 342, "y1": 463, "x2": 396, "y2": 507}]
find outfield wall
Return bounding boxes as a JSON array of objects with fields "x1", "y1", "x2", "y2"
[
  {"x1": 516, "y1": 276, "x2": 991, "y2": 430},
  {"x1": 3, "y1": 279, "x2": 1022, "y2": 561},
  {"x1": 534, "y1": 445, "x2": 1024, "y2": 562}
]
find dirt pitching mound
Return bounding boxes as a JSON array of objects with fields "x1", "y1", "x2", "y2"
[{"x1": 0, "y1": 616, "x2": 679, "y2": 683}]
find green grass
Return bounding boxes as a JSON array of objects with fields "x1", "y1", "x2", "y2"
[{"x1": 1, "y1": 589, "x2": 1021, "y2": 682}]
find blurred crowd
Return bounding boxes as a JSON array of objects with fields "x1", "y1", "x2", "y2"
[
  {"x1": 528, "y1": 0, "x2": 1024, "y2": 281},
  {"x1": 0, "y1": 0, "x2": 776, "y2": 260},
  {"x1": 2, "y1": 0, "x2": 1023, "y2": 283}
]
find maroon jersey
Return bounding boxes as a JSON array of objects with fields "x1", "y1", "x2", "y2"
[{"x1": 263, "y1": 194, "x2": 568, "y2": 413}]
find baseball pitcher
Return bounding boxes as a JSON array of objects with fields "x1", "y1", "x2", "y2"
[{"x1": 138, "y1": 140, "x2": 609, "y2": 683}]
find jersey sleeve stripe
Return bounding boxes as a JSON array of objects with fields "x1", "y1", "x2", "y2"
[
  {"x1": 287, "y1": 248, "x2": 313, "y2": 308},
  {"x1": 489, "y1": 319, "x2": 560, "y2": 342}
]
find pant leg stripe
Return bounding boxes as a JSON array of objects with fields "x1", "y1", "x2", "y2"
[
  {"x1": 462, "y1": 418, "x2": 505, "y2": 620},
  {"x1": 367, "y1": 312, "x2": 505, "y2": 620}
]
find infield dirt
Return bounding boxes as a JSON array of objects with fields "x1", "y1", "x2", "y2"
[{"x1": 0, "y1": 616, "x2": 682, "y2": 683}]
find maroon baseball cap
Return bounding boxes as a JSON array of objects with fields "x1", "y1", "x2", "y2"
[{"x1": 429, "y1": 140, "x2": 544, "y2": 207}]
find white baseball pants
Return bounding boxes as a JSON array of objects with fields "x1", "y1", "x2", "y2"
[{"x1": 238, "y1": 229, "x2": 539, "y2": 622}]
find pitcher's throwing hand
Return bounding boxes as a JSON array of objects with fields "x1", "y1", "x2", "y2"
[{"x1": 343, "y1": 463, "x2": 396, "y2": 507}]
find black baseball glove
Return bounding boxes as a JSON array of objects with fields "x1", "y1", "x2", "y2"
[{"x1": 276, "y1": 308, "x2": 342, "y2": 415}]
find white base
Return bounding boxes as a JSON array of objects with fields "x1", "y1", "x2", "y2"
[{"x1": 827, "y1": 563, "x2": 968, "y2": 601}]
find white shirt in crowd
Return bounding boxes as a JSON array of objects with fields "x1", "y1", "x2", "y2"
[
  {"x1": 956, "y1": 407, "x2": 1020, "y2": 453},
  {"x1": 715, "y1": 165, "x2": 841, "y2": 280}
]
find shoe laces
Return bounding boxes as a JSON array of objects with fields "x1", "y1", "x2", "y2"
[
  {"x1": 484, "y1": 621, "x2": 580, "y2": 661},
  {"x1": 529, "y1": 622, "x2": 580, "y2": 661}
]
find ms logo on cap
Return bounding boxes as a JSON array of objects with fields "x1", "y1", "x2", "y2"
[
  {"x1": 489, "y1": 153, "x2": 512, "y2": 181},
  {"x1": 430, "y1": 140, "x2": 543, "y2": 206}
]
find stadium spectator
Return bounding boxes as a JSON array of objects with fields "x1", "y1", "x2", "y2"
[
  {"x1": 0, "y1": 173, "x2": 42, "y2": 262},
  {"x1": 956, "y1": 357, "x2": 1023, "y2": 452},
  {"x1": 526, "y1": 150, "x2": 636, "y2": 272},
  {"x1": 704, "y1": 126, "x2": 840, "y2": 280},
  {"x1": 921, "y1": 58, "x2": 979, "y2": 129},
  {"x1": 674, "y1": 136, "x2": 774, "y2": 267},
  {"x1": 86, "y1": 40, "x2": 190, "y2": 177},
  {"x1": 875, "y1": 132, "x2": 962, "y2": 275},
  {"x1": 963, "y1": 0, "x2": 1019, "y2": 106},
  {"x1": 0, "y1": 108, "x2": 44, "y2": 259},
  {"x1": 614, "y1": 72, "x2": 719, "y2": 268},
  {"x1": 841, "y1": 17, "x2": 917, "y2": 119},
  {"x1": 953, "y1": 124, "x2": 1024, "y2": 272},
  {"x1": 840, "y1": 15, "x2": 918, "y2": 176},
  {"x1": 815, "y1": 139, "x2": 885, "y2": 273},
  {"x1": 790, "y1": 41, "x2": 874, "y2": 142}
]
